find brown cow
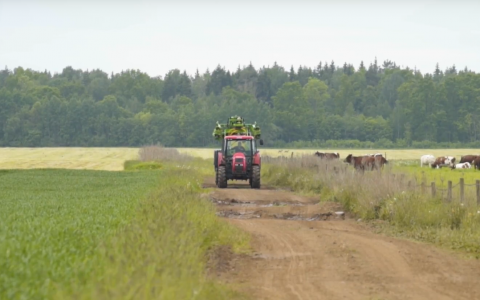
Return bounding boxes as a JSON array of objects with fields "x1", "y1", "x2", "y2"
[
  {"x1": 460, "y1": 155, "x2": 478, "y2": 164},
  {"x1": 361, "y1": 156, "x2": 376, "y2": 170},
  {"x1": 345, "y1": 154, "x2": 363, "y2": 170},
  {"x1": 314, "y1": 152, "x2": 340, "y2": 160},
  {"x1": 473, "y1": 157, "x2": 480, "y2": 170},
  {"x1": 345, "y1": 154, "x2": 388, "y2": 171},
  {"x1": 431, "y1": 156, "x2": 456, "y2": 169},
  {"x1": 344, "y1": 154, "x2": 372, "y2": 171}
]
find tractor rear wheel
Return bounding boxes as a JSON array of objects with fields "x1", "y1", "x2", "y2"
[
  {"x1": 217, "y1": 166, "x2": 227, "y2": 188},
  {"x1": 251, "y1": 165, "x2": 260, "y2": 189}
]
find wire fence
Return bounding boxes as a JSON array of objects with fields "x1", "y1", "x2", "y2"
[
  {"x1": 350, "y1": 170, "x2": 480, "y2": 204},
  {"x1": 406, "y1": 176, "x2": 480, "y2": 204}
]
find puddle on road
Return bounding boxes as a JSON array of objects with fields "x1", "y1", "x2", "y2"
[
  {"x1": 211, "y1": 198, "x2": 306, "y2": 207},
  {"x1": 216, "y1": 210, "x2": 343, "y2": 221},
  {"x1": 207, "y1": 192, "x2": 347, "y2": 222}
]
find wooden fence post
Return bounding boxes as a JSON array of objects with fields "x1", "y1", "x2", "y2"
[
  {"x1": 407, "y1": 180, "x2": 411, "y2": 189},
  {"x1": 476, "y1": 180, "x2": 480, "y2": 205},
  {"x1": 460, "y1": 178, "x2": 464, "y2": 203},
  {"x1": 447, "y1": 181, "x2": 452, "y2": 202},
  {"x1": 431, "y1": 182, "x2": 436, "y2": 197},
  {"x1": 422, "y1": 171, "x2": 427, "y2": 194}
]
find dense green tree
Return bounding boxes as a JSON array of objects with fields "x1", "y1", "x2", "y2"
[
  {"x1": 206, "y1": 66, "x2": 232, "y2": 95},
  {"x1": 235, "y1": 63, "x2": 257, "y2": 95},
  {"x1": 1, "y1": 61, "x2": 479, "y2": 148}
]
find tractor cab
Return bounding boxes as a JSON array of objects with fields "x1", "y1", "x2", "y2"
[{"x1": 224, "y1": 137, "x2": 255, "y2": 157}]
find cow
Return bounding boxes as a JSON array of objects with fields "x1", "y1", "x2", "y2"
[
  {"x1": 374, "y1": 156, "x2": 388, "y2": 170},
  {"x1": 345, "y1": 154, "x2": 365, "y2": 170},
  {"x1": 473, "y1": 157, "x2": 480, "y2": 170},
  {"x1": 460, "y1": 155, "x2": 478, "y2": 164},
  {"x1": 361, "y1": 156, "x2": 376, "y2": 170},
  {"x1": 431, "y1": 156, "x2": 456, "y2": 169},
  {"x1": 420, "y1": 155, "x2": 435, "y2": 167},
  {"x1": 345, "y1": 154, "x2": 381, "y2": 171},
  {"x1": 451, "y1": 162, "x2": 471, "y2": 169},
  {"x1": 314, "y1": 152, "x2": 340, "y2": 160}
]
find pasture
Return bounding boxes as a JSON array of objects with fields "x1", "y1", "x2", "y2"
[{"x1": 394, "y1": 160, "x2": 480, "y2": 187}]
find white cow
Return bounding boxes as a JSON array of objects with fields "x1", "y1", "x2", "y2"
[
  {"x1": 451, "y1": 162, "x2": 471, "y2": 169},
  {"x1": 420, "y1": 154, "x2": 435, "y2": 167},
  {"x1": 432, "y1": 156, "x2": 456, "y2": 169}
]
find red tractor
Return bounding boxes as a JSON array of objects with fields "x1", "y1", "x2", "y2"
[{"x1": 213, "y1": 116, "x2": 263, "y2": 189}]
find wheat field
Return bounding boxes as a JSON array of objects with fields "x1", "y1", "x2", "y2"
[
  {"x1": 0, "y1": 147, "x2": 479, "y2": 170},
  {"x1": 0, "y1": 148, "x2": 138, "y2": 170}
]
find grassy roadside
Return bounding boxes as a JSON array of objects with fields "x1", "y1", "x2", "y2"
[
  {"x1": 262, "y1": 156, "x2": 480, "y2": 257},
  {"x1": 0, "y1": 159, "x2": 249, "y2": 299}
]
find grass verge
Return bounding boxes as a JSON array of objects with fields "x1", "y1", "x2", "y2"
[{"x1": 262, "y1": 156, "x2": 480, "y2": 257}]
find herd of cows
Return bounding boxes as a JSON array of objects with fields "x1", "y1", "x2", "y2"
[
  {"x1": 314, "y1": 151, "x2": 480, "y2": 171},
  {"x1": 314, "y1": 151, "x2": 387, "y2": 171},
  {"x1": 420, "y1": 154, "x2": 480, "y2": 170}
]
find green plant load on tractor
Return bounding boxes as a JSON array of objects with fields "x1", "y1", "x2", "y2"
[{"x1": 212, "y1": 116, "x2": 261, "y2": 141}]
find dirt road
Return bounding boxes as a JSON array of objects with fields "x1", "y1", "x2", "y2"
[{"x1": 205, "y1": 179, "x2": 480, "y2": 300}]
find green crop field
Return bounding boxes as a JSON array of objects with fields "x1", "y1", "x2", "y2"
[
  {"x1": 0, "y1": 162, "x2": 248, "y2": 300},
  {"x1": 0, "y1": 169, "x2": 158, "y2": 299}
]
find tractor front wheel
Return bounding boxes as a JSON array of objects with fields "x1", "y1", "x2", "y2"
[
  {"x1": 217, "y1": 166, "x2": 227, "y2": 188},
  {"x1": 251, "y1": 165, "x2": 260, "y2": 189}
]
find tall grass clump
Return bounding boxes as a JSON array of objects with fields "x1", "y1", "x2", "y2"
[{"x1": 262, "y1": 155, "x2": 480, "y2": 256}]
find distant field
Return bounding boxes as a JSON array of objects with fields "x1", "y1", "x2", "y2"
[
  {"x1": 1, "y1": 148, "x2": 480, "y2": 170},
  {"x1": 0, "y1": 147, "x2": 138, "y2": 170}
]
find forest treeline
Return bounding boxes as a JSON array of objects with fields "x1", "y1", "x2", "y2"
[{"x1": 1, "y1": 60, "x2": 480, "y2": 148}]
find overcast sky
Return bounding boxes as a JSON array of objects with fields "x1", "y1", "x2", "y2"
[{"x1": 1, "y1": 0, "x2": 479, "y2": 78}]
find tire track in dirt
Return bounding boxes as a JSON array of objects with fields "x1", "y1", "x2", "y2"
[{"x1": 205, "y1": 178, "x2": 480, "y2": 300}]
